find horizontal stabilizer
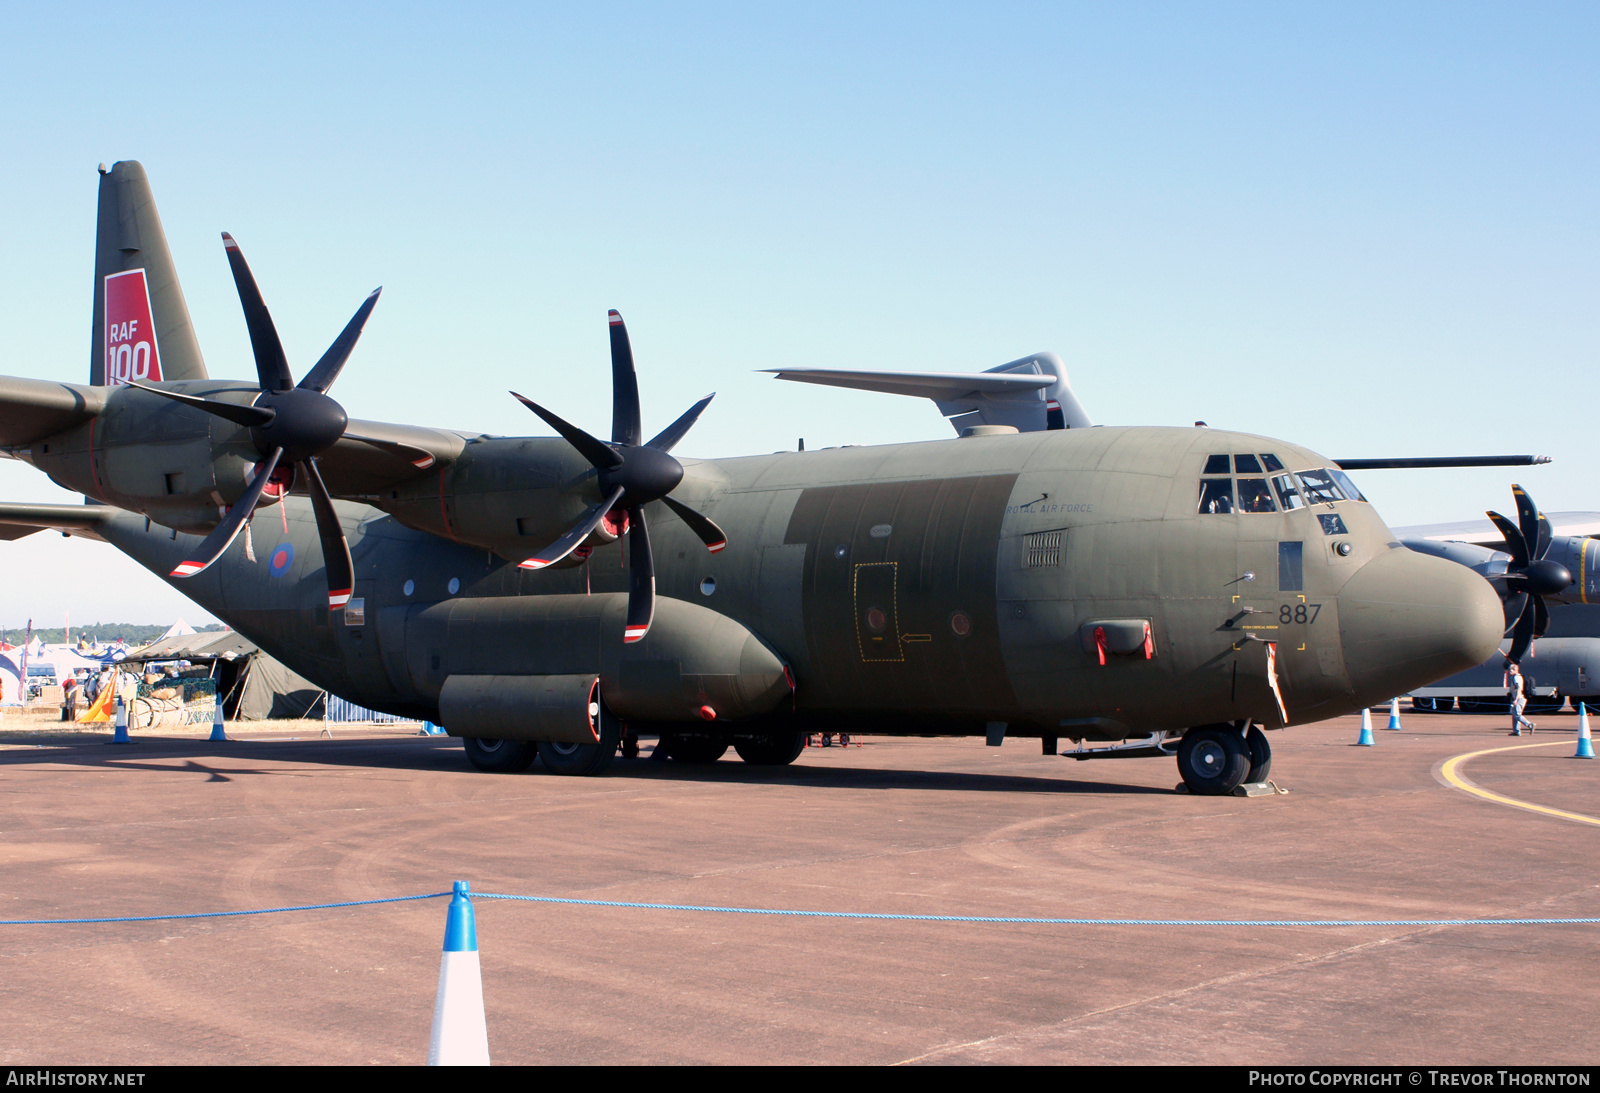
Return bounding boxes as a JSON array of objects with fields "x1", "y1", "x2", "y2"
[
  {"x1": 0, "y1": 502, "x2": 117, "y2": 542},
  {"x1": 764, "y1": 352, "x2": 1093, "y2": 435},
  {"x1": 764, "y1": 368, "x2": 1051, "y2": 401}
]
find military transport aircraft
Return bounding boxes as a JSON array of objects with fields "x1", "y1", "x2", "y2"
[{"x1": 0, "y1": 162, "x2": 1506, "y2": 794}]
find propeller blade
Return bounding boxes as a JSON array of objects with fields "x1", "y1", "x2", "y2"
[
  {"x1": 1508, "y1": 599, "x2": 1536, "y2": 663},
  {"x1": 298, "y1": 288, "x2": 382, "y2": 395},
  {"x1": 127, "y1": 382, "x2": 275, "y2": 428},
  {"x1": 645, "y1": 393, "x2": 715, "y2": 454},
  {"x1": 341, "y1": 433, "x2": 437, "y2": 469},
  {"x1": 221, "y1": 233, "x2": 295, "y2": 393},
  {"x1": 510, "y1": 391, "x2": 623, "y2": 470},
  {"x1": 608, "y1": 310, "x2": 642, "y2": 447},
  {"x1": 623, "y1": 505, "x2": 654, "y2": 643},
  {"x1": 299, "y1": 458, "x2": 355, "y2": 610},
  {"x1": 519, "y1": 485, "x2": 626, "y2": 570},
  {"x1": 1512, "y1": 485, "x2": 1545, "y2": 562},
  {"x1": 1533, "y1": 594, "x2": 1550, "y2": 639},
  {"x1": 170, "y1": 447, "x2": 284, "y2": 578},
  {"x1": 660, "y1": 494, "x2": 727, "y2": 553},
  {"x1": 1486, "y1": 510, "x2": 1529, "y2": 569}
]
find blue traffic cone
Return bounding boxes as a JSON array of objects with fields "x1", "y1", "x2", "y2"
[
  {"x1": 208, "y1": 697, "x2": 228, "y2": 742},
  {"x1": 428, "y1": 880, "x2": 489, "y2": 1066},
  {"x1": 1385, "y1": 696, "x2": 1403, "y2": 731},
  {"x1": 1357, "y1": 707, "x2": 1375, "y2": 747},
  {"x1": 1577, "y1": 703, "x2": 1595, "y2": 759},
  {"x1": 110, "y1": 695, "x2": 131, "y2": 745}
]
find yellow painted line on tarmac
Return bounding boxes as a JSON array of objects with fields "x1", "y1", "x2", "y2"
[{"x1": 1438, "y1": 740, "x2": 1600, "y2": 827}]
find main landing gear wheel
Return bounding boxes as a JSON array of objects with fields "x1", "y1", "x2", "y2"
[
  {"x1": 733, "y1": 729, "x2": 806, "y2": 766},
  {"x1": 1176, "y1": 725, "x2": 1250, "y2": 795},
  {"x1": 463, "y1": 737, "x2": 538, "y2": 773},
  {"x1": 657, "y1": 733, "x2": 729, "y2": 763},
  {"x1": 1245, "y1": 725, "x2": 1272, "y2": 784},
  {"x1": 538, "y1": 700, "x2": 622, "y2": 777}
]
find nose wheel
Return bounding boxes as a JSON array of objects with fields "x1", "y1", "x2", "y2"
[{"x1": 1176, "y1": 725, "x2": 1251, "y2": 795}]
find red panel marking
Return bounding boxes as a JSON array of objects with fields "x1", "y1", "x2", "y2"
[
  {"x1": 103, "y1": 269, "x2": 163, "y2": 385},
  {"x1": 697, "y1": 705, "x2": 717, "y2": 722}
]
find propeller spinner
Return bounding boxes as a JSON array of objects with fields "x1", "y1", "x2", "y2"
[
  {"x1": 1488, "y1": 484, "x2": 1574, "y2": 662},
  {"x1": 513, "y1": 310, "x2": 725, "y2": 644},
  {"x1": 139, "y1": 233, "x2": 379, "y2": 610}
]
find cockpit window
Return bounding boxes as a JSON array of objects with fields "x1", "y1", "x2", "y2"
[
  {"x1": 1329, "y1": 469, "x2": 1367, "y2": 503},
  {"x1": 1197, "y1": 479, "x2": 1234, "y2": 514},
  {"x1": 1271, "y1": 473, "x2": 1305, "y2": 510},
  {"x1": 1237, "y1": 478, "x2": 1276, "y2": 513},
  {"x1": 1260, "y1": 453, "x2": 1285, "y2": 472},
  {"x1": 1203, "y1": 454, "x2": 1231, "y2": 475},
  {"x1": 1234, "y1": 454, "x2": 1262, "y2": 474},
  {"x1": 1296, "y1": 469, "x2": 1345, "y2": 505}
]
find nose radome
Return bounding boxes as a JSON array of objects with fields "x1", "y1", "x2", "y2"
[{"x1": 1337, "y1": 548, "x2": 1506, "y2": 705}]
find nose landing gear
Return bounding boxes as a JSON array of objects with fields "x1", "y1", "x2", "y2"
[{"x1": 1176, "y1": 722, "x2": 1273, "y2": 795}]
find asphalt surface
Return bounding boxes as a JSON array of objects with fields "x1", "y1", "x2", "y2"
[{"x1": 1, "y1": 710, "x2": 1597, "y2": 1065}]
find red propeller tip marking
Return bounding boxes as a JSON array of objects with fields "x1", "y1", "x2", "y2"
[
  {"x1": 329, "y1": 590, "x2": 352, "y2": 608},
  {"x1": 170, "y1": 561, "x2": 206, "y2": 578},
  {"x1": 520, "y1": 557, "x2": 552, "y2": 570},
  {"x1": 221, "y1": 233, "x2": 239, "y2": 249},
  {"x1": 708, "y1": 541, "x2": 727, "y2": 553},
  {"x1": 413, "y1": 456, "x2": 435, "y2": 469},
  {"x1": 608, "y1": 310, "x2": 623, "y2": 324},
  {"x1": 623, "y1": 625, "x2": 648, "y2": 643}
]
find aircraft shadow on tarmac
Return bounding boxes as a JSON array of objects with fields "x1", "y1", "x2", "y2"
[{"x1": 0, "y1": 737, "x2": 1173, "y2": 795}]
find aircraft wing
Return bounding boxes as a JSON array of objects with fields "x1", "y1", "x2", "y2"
[
  {"x1": 0, "y1": 377, "x2": 108, "y2": 448},
  {"x1": 763, "y1": 368, "x2": 1053, "y2": 401},
  {"x1": 0, "y1": 502, "x2": 117, "y2": 542},
  {"x1": 315, "y1": 418, "x2": 470, "y2": 496},
  {"x1": 1393, "y1": 511, "x2": 1600, "y2": 548}
]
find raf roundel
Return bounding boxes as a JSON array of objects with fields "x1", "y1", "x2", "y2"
[{"x1": 268, "y1": 542, "x2": 295, "y2": 578}]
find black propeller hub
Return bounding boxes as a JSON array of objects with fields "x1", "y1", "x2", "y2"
[
  {"x1": 251, "y1": 388, "x2": 349, "y2": 463},
  {"x1": 603, "y1": 444, "x2": 684, "y2": 505},
  {"x1": 1516, "y1": 559, "x2": 1572, "y2": 598}
]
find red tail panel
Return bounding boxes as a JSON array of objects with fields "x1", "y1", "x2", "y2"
[{"x1": 102, "y1": 270, "x2": 164, "y2": 386}]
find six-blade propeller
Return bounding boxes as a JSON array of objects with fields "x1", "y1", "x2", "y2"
[
  {"x1": 140, "y1": 233, "x2": 379, "y2": 609},
  {"x1": 512, "y1": 309, "x2": 725, "y2": 644},
  {"x1": 1487, "y1": 484, "x2": 1573, "y2": 662}
]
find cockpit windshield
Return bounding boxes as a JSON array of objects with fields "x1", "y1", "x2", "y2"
[{"x1": 1198, "y1": 455, "x2": 1366, "y2": 514}]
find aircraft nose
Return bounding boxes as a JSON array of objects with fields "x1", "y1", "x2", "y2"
[{"x1": 1337, "y1": 547, "x2": 1505, "y2": 704}]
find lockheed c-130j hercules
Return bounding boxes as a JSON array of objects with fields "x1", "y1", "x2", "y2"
[{"x1": 0, "y1": 162, "x2": 1506, "y2": 795}]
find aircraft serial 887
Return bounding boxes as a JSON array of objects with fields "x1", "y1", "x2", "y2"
[{"x1": 0, "y1": 163, "x2": 1505, "y2": 795}]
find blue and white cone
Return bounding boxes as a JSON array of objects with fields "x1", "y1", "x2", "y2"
[
  {"x1": 208, "y1": 698, "x2": 227, "y2": 742},
  {"x1": 110, "y1": 695, "x2": 131, "y2": 745},
  {"x1": 1357, "y1": 707, "x2": 1375, "y2": 747},
  {"x1": 428, "y1": 880, "x2": 489, "y2": 1066},
  {"x1": 1577, "y1": 703, "x2": 1595, "y2": 760},
  {"x1": 1385, "y1": 696, "x2": 1403, "y2": 731}
]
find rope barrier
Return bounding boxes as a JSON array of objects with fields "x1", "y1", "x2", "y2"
[{"x1": 2, "y1": 888, "x2": 1598, "y2": 928}]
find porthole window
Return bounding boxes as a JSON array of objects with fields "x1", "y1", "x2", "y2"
[
  {"x1": 950, "y1": 611, "x2": 972, "y2": 637},
  {"x1": 403, "y1": 580, "x2": 415, "y2": 597},
  {"x1": 700, "y1": 576, "x2": 716, "y2": 596},
  {"x1": 447, "y1": 577, "x2": 460, "y2": 595},
  {"x1": 865, "y1": 606, "x2": 887, "y2": 632}
]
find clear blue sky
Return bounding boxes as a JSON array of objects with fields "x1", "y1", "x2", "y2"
[{"x1": 0, "y1": 3, "x2": 1595, "y2": 627}]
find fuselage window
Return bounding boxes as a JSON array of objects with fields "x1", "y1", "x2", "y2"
[
  {"x1": 1198, "y1": 478, "x2": 1234, "y2": 514},
  {"x1": 1279, "y1": 541, "x2": 1304, "y2": 592},
  {"x1": 1234, "y1": 454, "x2": 1262, "y2": 474},
  {"x1": 1271, "y1": 473, "x2": 1305, "y2": 511},
  {"x1": 1329, "y1": 469, "x2": 1367, "y2": 503},
  {"x1": 1203, "y1": 454, "x2": 1231, "y2": 475},
  {"x1": 1237, "y1": 478, "x2": 1276, "y2": 513},
  {"x1": 1297, "y1": 469, "x2": 1345, "y2": 506},
  {"x1": 1318, "y1": 513, "x2": 1349, "y2": 536}
]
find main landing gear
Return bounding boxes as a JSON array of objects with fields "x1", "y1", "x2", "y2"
[{"x1": 1175, "y1": 723, "x2": 1271, "y2": 795}]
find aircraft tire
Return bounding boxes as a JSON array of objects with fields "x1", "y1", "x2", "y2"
[
  {"x1": 658, "y1": 733, "x2": 729, "y2": 763},
  {"x1": 538, "y1": 702, "x2": 622, "y2": 776},
  {"x1": 462, "y1": 737, "x2": 538, "y2": 773},
  {"x1": 1176, "y1": 726, "x2": 1250, "y2": 796},
  {"x1": 1245, "y1": 725, "x2": 1272, "y2": 784},
  {"x1": 733, "y1": 729, "x2": 806, "y2": 766}
]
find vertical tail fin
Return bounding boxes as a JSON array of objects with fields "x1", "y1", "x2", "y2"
[{"x1": 90, "y1": 161, "x2": 208, "y2": 386}]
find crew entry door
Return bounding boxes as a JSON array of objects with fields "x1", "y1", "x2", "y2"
[{"x1": 853, "y1": 561, "x2": 901, "y2": 662}]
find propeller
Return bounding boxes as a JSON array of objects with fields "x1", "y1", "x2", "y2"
[
  {"x1": 1487, "y1": 484, "x2": 1573, "y2": 662},
  {"x1": 512, "y1": 309, "x2": 725, "y2": 644},
  {"x1": 139, "y1": 233, "x2": 379, "y2": 610}
]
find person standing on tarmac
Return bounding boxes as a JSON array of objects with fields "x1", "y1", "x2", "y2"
[{"x1": 1506, "y1": 662, "x2": 1536, "y2": 736}]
